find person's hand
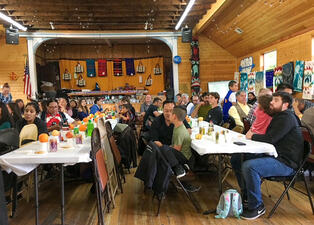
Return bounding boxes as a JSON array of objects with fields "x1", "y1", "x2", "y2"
[
  {"x1": 292, "y1": 99, "x2": 299, "y2": 109},
  {"x1": 199, "y1": 101, "x2": 205, "y2": 106},
  {"x1": 154, "y1": 141, "x2": 163, "y2": 147},
  {"x1": 246, "y1": 129, "x2": 253, "y2": 139}
]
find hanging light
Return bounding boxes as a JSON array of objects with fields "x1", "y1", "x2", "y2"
[
  {"x1": 0, "y1": 12, "x2": 27, "y2": 31},
  {"x1": 175, "y1": 0, "x2": 195, "y2": 30}
]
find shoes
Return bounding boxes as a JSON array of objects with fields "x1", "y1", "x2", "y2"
[
  {"x1": 241, "y1": 203, "x2": 266, "y2": 220},
  {"x1": 173, "y1": 165, "x2": 186, "y2": 178},
  {"x1": 176, "y1": 181, "x2": 201, "y2": 193}
]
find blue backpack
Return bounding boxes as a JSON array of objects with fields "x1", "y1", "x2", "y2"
[{"x1": 215, "y1": 189, "x2": 243, "y2": 219}]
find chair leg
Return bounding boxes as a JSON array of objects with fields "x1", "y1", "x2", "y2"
[
  {"x1": 120, "y1": 165, "x2": 126, "y2": 183},
  {"x1": 96, "y1": 183, "x2": 104, "y2": 225},
  {"x1": 303, "y1": 175, "x2": 314, "y2": 214},
  {"x1": 156, "y1": 193, "x2": 163, "y2": 216},
  {"x1": 108, "y1": 180, "x2": 116, "y2": 208},
  {"x1": 283, "y1": 182, "x2": 290, "y2": 200},
  {"x1": 11, "y1": 175, "x2": 17, "y2": 218},
  {"x1": 116, "y1": 165, "x2": 123, "y2": 193}
]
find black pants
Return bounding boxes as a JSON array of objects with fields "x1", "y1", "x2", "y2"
[
  {"x1": 160, "y1": 145, "x2": 188, "y2": 168},
  {"x1": 0, "y1": 171, "x2": 8, "y2": 225}
]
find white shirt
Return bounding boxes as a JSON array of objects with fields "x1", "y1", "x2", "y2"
[
  {"x1": 229, "y1": 92, "x2": 236, "y2": 103},
  {"x1": 186, "y1": 102, "x2": 194, "y2": 115},
  {"x1": 64, "y1": 112, "x2": 75, "y2": 124}
]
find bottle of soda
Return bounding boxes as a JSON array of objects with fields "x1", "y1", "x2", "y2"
[{"x1": 87, "y1": 120, "x2": 94, "y2": 137}]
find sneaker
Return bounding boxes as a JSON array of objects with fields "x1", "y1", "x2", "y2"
[
  {"x1": 173, "y1": 165, "x2": 186, "y2": 178},
  {"x1": 241, "y1": 203, "x2": 266, "y2": 220},
  {"x1": 182, "y1": 182, "x2": 201, "y2": 192}
]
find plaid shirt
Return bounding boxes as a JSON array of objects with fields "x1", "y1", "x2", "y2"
[
  {"x1": 0, "y1": 93, "x2": 12, "y2": 104},
  {"x1": 247, "y1": 102, "x2": 258, "y2": 125}
]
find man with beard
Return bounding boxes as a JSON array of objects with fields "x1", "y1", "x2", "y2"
[
  {"x1": 191, "y1": 92, "x2": 212, "y2": 119},
  {"x1": 233, "y1": 92, "x2": 303, "y2": 220}
]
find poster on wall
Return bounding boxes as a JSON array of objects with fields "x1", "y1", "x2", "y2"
[
  {"x1": 303, "y1": 61, "x2": 314, "y2": 100},
  {"x1": 240, "y1": 73, "x2": 248, "y2": 93},
  {"x1": 273, "y1": 66, "x2": 283, "y2": 92},
  {"x1": 234, "y1": 72, "x2": 240, "y2": 83},
  {"x1": 239, "y1": 57, "x2": 255, "y2": 74},
  {"x1": 248, "y1": 72, "x2": 255, "y2": 93},
  {"x1": 293, "y1": 60, "x2": 305, "y2": 92},
  {"x1": 255, "y1": 71, "x2": 264, "y2": 95},
  {"x1": 265, "y1": 69, "x2": 274, "y2": 91},
  {"x1": 282, "y1": 62, "x2": 294, "y2": 85},
  {"x1": 86, "y1": 59, "x2": 96, "y2": 77},
  {"x1": 125, "y1": 58, "x2": 135, "y2": 76},
  {"x1": 98, "y1": 59, "x2": 107, "y2": 77},
  {"x1": 113, "y1": 59, "x2": 123, "y2": 76}
]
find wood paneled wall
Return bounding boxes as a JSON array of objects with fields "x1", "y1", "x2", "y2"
[
  {"x1": 0, "y1": 25, "x2": 28, "y2": 102},
  {"x1": 177, "y1": 35, "x2": 237, "y2": 95}
]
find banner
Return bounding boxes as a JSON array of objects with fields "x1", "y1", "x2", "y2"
[{"x1": 293, "y1": 60, "x2": 304, "y2": 92}]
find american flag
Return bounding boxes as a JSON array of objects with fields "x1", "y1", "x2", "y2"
[{"x1": 24, "y1": 60, "x2": 32, "y2": 97}]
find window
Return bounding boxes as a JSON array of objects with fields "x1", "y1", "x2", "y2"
[{"x1": 263, "y1": 50, "x2": 277, "y2": 73}]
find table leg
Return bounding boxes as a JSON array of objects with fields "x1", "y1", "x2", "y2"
[
  {"x1": 218, "y1": 155, "x2": 222, "y2": 196},
  {"x1": 34, "y1": 168, "x2": 39, "y2": 225},
  {"x1": 60, "y1": 165, "x2": 65, "y2": 225}
]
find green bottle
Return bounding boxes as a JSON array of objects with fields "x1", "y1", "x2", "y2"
[{"x1": 87, "y1": 119, "x2": 94, "y2": 137}]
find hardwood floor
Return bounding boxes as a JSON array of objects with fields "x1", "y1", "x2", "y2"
[{"x1": 7, "y1": 169, "x2": 314, "y2": 225}]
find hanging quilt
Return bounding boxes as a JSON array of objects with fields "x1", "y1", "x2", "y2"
[
  {"x1": 255, "y1": 71, "x2": 264, "y2": 95},
  {"x1": 74, "y1": 62, "x2": 84, "y2": 73},
  {"x1": 234, "y1": 72, "x2": 240, "y2": 83},
  {"x1": 62, "y1": 69, "x2": 71, "y2": 81},
  {"x1": 136, "y1": 61, "x2": 145, "y2": 73},
  {"x1": 113, "y1": 59, "x2": 123, "y2": 76},
  {"x1": 248, "y1": 72, "x2": 256, "y2": 94},
  {"x1": 98, "y1": 59, "x2": 107, "y2": 77},
  {"x1": 282, "y1": 62, "x2": 294, "y2": 85},
  {"x1": 303, "y1": 61, "x2": 314, "y2": 100},
  {"x1": 76, "y1": 75, "x2": 86, "y2": 87},
  {"x1": 125, "y1": 58, "x2": 135, "y2": 76},
  {"x1": 265, "y1": 69, "x2": 274, "y2": 91},
  {"x1": 145, "y1": 74, "x2": 152, "y2": 86},
  {"x1": 240, "y1": 73, "x2": 248, "y2": 93},
  {"x1": 190, "y1": 39, "x2": 200, "y2": 95},
  {"x1": 153, "y1": 63, "x2": 162, "y2": 75},
  {"x1": 273, "y1": 66, "x2": 283, "y2": 92},
  {"x1": 86, "y1": 59, "x2": 96, "y2": 77},
  {"x1": 293, "y1": 60, "x2": 305, "y2": 92}
]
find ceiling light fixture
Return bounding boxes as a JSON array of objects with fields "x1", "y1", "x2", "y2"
[
  {"x1": 49, "y1": 22, "x2": 55, "y2": 30},
  {"x1": 0, "y1": 12, "x2": 27, "y2": 31},
  {"x1": 175, "y1": 0, "x2": 195, "y2": 30}
]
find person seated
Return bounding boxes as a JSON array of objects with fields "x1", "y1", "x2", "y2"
[
  {"x1": 247, "y1": 92, "x2": 257, "y2": 106},
  {"x1": 77, "y1": 99, "x2": 89, "y2": 120},
  {"x1": 191, "y1": 92, "x2": 212, "y2": 119},
  {"x1": 228, "y1": 91, "x2": 250, "y2": 132},
  {"x1": 15, "y1": 99, "x2": 24, "y2": 115},
  {"x1": 247, "y1": 88, "x2": 272, "y2": 125},
  {"x1": 186, "y1": 95, "x2": 199, "y2": 116},
  {"x1": 159, "y1": 106, "x2": 192, "y2": 178},
  {"x1": 175, "y1": 93, "x2": 182, "y2": 106},
  {"x1": 140, "y1": 95, "x2": 152, "y2": 117},
  {"x1": 301, "y1": 107, "x2": 314, "y2": 135},
  {"x1": 7, "y1": 103, "x2": 22, "y2": 127},
  {"x1": 143, "y1": 97, "x2": 162, "y2": 130},
  {"x1": 180, "y1": 93, "x2": 189, "y2": 108},
  {"x1": 233, "y1": 92, "x2": 303, "y2": 220},
  {"x1": 276, "y1": 83, "x2": 293, "y2": 94},
  {"x1": 90, "y1": 97, "x2": 103, "y2": 115},
  {"x1": 16, "y1": 102, "x2": 48, "y2": 136},
  {"x1": 222, "y1": 80, "x2": 238, "y2": 122},
  {"x1": 205, "y1": 92, "x2": 223, "y2": 125},
  {"x1": 41, "y1": 99, "x2": 68, "y2": 132},
  {"x1": 249, "y1": 95, "x2": 272, "y2": 135},
  {"x1": 118, "y1": 104, "x2": 135, "y2": 129},
  {"x1": 292, "y1": 98, "x2": 314, "y2": 119},
  {"x1": 0, "y1": 102, "x2": 13, "y2": 130},
  {"x1": 0, "y1": 83, "x2": 12, "y2": 104},
  {"x1": 69, "y1": 99, "x2": 79, "y2": 120},
  {"x1": 58, "y1": 97, "x2": 73, "y2": 117}
]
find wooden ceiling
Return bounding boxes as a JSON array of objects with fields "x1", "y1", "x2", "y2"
[
  {"x1": 200, "y1": 0, "x2": 314, "y2": 57},
  {"x1": 0, "y1": 0, "x2": 216, "y2": 31}
]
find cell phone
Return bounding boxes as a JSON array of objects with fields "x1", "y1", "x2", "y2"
[{"x1": 233, "y1": 141, "x2": 246, "y2": 146}]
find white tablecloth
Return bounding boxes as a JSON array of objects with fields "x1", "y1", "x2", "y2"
[
  {"x1": 191, "y1": 122, "x2": 277, "y2": 157},
  {"x1": 0, "y1": 138, "x2": 91, "y2": 176}
]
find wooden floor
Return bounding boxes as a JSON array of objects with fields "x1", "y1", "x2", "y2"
[{"x1": 7, "y1": 169, "x2": 314, "y2": 225}]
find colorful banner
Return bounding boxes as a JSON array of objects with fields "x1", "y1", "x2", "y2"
[
  {"x1": 303, "y1": 61, "x2": 314, "y2": 99},
  {"x1": 293, "y1": 60, "x2": 305, "y2": 92},
  {"x1": 113, "y1": 59, "x2": 123, "y2": 76},
  {"x1": 86, "y1": 59, "x2": 96, "y2": 77},
  {"x1": 273, "y1": 66, "x2": 283, "y2": 92},
  {"x1": 234, "y1": 72, "x2": 240, "y2": 83},
  {"x1": 125, "y1": 58, "x2": 135, "y2": 76},
  {"x1": 265, "y1": 69, "x2": 274, "y2": 91},
  {"x1": 98, "y1": 59, "x2": 107, "y2": 77},
  {"x1": 282, "y1": 62, "x2": 294, "y2": 85},
  {"x1": 248, "y1": 72, "x2": 256, "y2": 93},
  {"x1": 255, "y1": 71, "x2": 264, "y2": 95},
  {"x1": 240, "y1": 73, "x2": 248, "y2": 93}
]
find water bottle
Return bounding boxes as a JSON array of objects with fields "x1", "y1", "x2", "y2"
[{"x1": 87, "y1": 119, "x2": 94, "y2": 137}]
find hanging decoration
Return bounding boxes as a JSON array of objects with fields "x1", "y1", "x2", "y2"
[
  {"x1": 240, "y1": 73, "x2": 248, "y2": 93},
  {"x1": 173, "y1": 55, "x2": 181, "y2": 64},
  {"x1": 255, "y1": 71, "x2": 264, "y2": 95},
  {"x1": 98, "y1": 59, "x2": 107, "y2": 77},
  {"x1": 273, "y1": 66, "x2": 283, "y2": 92},
  {"x1": 136, "y1": 61, "x2": 145, "y2": 73},
  {"x1": 74, "y1": 61, "x2": 83, "y2": 79},
  {"x1": 145, "y1": 74, "x2": 152, "y2": 86},
  {"x1": 86, "y1": 59, "x2": 96, "y2": 77},
  {"x1": 234, "y1": 72, "x2": 240, "y2": 83},
  {"x1": 265, "y1": 69, "x2": 274, "y2": 91},
  {"x1": 282, "y1": 62, "x2": 294, "y2": 85},
  {"x1": 113, "y1": 59, "x2": 123, "y2": 76},
  {"x1": 94, "y1": 82, "x2": 101, "y2": 91},
  {"x1": 125, "y1": 58, "x2": 135, "y2": 76},
  {"x1": 293, "y1": 60, "x2": 305, "y2": 92},
  {"x1": 9, "y1": 72, "x2": 19, "y2": 81},
  {"x1": 239, "y1": 57, "x2": 255, "y2": 74},
  {"x1": 153, "y1": 63, "x2": 162, "y2": 75},
  {"x1": 303, "y1": 61, "x2": 314, "y2": 100},
  {"x1": 76, "y1": 75, "x2": 86, "y2": 87},
  {"x1": 248, "y1": 72, "x2": 256, "y2": 93},
  {"x1": 190, "y1": 38, "x2": 200, "y2": 95},
  {"x1": 62, "y1": 69, "x2": 71, "y2": 81}
]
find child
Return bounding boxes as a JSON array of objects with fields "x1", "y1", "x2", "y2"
[
  {"x1": 250, "y1": 95, "x2": 273, "y2": 134},
  {"x1": 119, "y1": 104, "x2": 135, "y2": 128}
]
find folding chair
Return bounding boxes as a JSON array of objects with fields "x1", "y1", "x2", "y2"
[
  {"x1": 264, "y1": 126, "x2": 314, "y2": 218},
  {"x1": 91, "y1": 128, "x2": 111, "y2": 225}
]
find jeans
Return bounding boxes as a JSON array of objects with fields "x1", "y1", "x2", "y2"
[{"x1": 242, "y1": 157, "x2": 295, "y2": 210}]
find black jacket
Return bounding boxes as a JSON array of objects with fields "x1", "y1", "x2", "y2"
[
  {"x1": 16, "y1": 117, "x2": 48, "y2": 136},
  {"x1": 252, "y1": 110, "x2": 303, "y2": 170}
]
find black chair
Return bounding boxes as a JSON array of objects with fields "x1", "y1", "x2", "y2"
[
  {"x1": 0, "y1": 168, "x2": 8, "y2": 225},
  {"x1": 264, "y1": 126, "x2": 314, "y2": 218},
  {"x1": 91, "y1": 128, "x2": 111, "y2": 225}
]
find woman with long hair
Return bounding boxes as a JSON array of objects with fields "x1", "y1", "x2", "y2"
[
  {"x1": 7, "y1": 102, "x2": 22, "y2": 127},
  {"x1": 0, "y1": 102, "x2": 13, "y2": 130},
  {"x1": 77, "y1": 99, "x2": 89, "y2": 120},
  {"x1": 70, "y1": 99, "x2": 79, "y2": 119},
  {"x1": 15, "y1": 99, "x2": 24, "y2": 115}
]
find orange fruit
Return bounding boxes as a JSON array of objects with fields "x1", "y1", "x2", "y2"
[
  {"x1": 77, "y1": 121, "x2": 82, "y2": 125},
  {"x1": 69, "y1": 124, "x2": 74, "y2": 130},
  {"x1": 83, "y1": 117, "x2": 88, "y2": 123},
  {"x1": 51, "y1": 130, "x2": 60, "y2": 136},
  {"x1": 79, "y1": 124, "x2": 87, "y2": 132},
  {"x1": 39, "y1": 133, "x2": 49, "y2": 143},
  {"x1": 94, "y1": 117, "x2": 99, "y2": 123},
  {"x1": 66, "y1": 131, "x2": 74, "y2": 138}
]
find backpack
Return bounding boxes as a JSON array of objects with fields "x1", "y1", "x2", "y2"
[{"x1": 215, "y1": 189, "x2": 243, "y2": 219}]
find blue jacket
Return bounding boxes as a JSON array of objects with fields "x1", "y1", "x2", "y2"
[{"x1": 90, "y1": 104, "x2": 103, "y2": 115}]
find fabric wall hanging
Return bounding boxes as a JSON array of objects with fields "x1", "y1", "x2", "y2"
[
  {"x1": 74, "y1": 62, "x2": 84, "y2": 73},
  {"x1": 113, "y1": 59, "x2": 123, "y2": 76},
  {"x1": 98, "y1": 59, "x2": 107, "y2": 77},
  {"x1": 136, "y1": 61, "x2": 145, "y2": 73},
  {"x1": 234, "y1": 72, "x2": 240, "y2": 83},
  {"x1": 62, "y1": 69, "x2": 71, "y2": 81},
  {"x1": 240, "y1": 73, "x2": 248, "y2": 93},
  {"x1": 303, "y1": 61, "x2": 314, "y2": 99},
  {"x1": 125, "y1": 58, "x2": 135, "y2": 76},
  {"x1": 190, "y1": 39, "x2": 200, "y2": 95},
  {"x1": 282, "y1": 62, "x2": 294, "y2": 85},
  {"x1": 293, "y1": 60, "x2": 305, "y2": 92},
  {"x1": 145, "y1": 74, "x2": 152, "y2": 86},
  {"x1": 86, "y1": 59, "x2": 96, "y2": 77},
  {"x1": 255, "y1": 71, "x2": 264, "y2": 95},
  {"x1": 153, "y1": 63, "x2": 162, "y2": 75},
  {"x1": 76, "y1": 75, "x2": 86, "y2": 87},
  {"x1": 248, "y1": 72, "x2": 256, "y2": 93},
  {"x1": 273, "y1": 66, "x2": 283, "y2": 92},
  {"x1": 265, "y1": 69, "x2": 274, "y2": 90}
]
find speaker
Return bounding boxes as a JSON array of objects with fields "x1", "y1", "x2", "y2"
[
  {"x1": 181, "y1": 28, "x2": 192, "y2": 43},
  {"x1": 5, "y1": 28, "x2": 19, "y2": 45}
]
